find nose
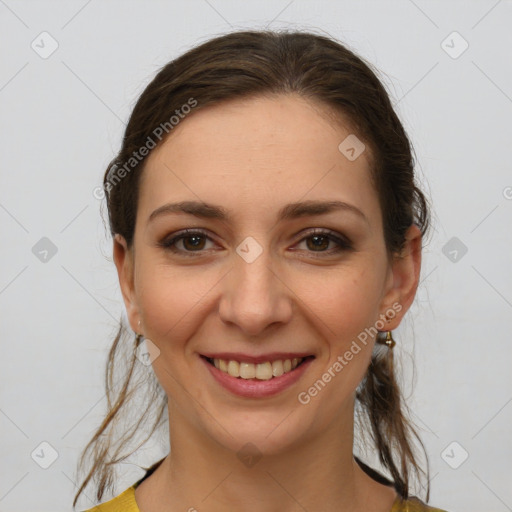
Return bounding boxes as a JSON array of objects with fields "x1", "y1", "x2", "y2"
[{"x1": 218, "y1": 247, "x2": 293, "y2": 337}]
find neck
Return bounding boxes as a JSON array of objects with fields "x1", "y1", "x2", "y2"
[{"x1": 136, "y1": 397, "x2": 396, "y2": 512}]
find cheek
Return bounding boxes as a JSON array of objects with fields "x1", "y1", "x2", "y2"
[
  {"x1": 296, "y1": 265, "x2": 383, "y2": 340},
  {"x1": 134, "y1": 261, "x2": 224, "y2": 350},
  {"x1": 294, "y1": 266, "x2": 382, "y2": 396},
  {"x1": 134, "y1": 264, "x2": 217, "y2": 401}
]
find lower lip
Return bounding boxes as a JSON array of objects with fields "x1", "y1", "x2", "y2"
[{"x1": 201, "y1": 356, "x2": 314, "y2": 398}]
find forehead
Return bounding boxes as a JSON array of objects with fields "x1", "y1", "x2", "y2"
[{"x1": 138, "y1": 94, "x2": 379, "y2": 228}]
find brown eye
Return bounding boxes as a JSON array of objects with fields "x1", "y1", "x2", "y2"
[
  {"x1": 181, "y1": 234, "x2": 207, "y2": 251},
  {"x1": 306, "y1": 234, "x2": 330, "y2": 251},
  {"x1": 295, "y1": 229, "x2": 353, "y2": 255},
  {"x1": 159, "y1": 229, "x2": 215, "y2": 256}
]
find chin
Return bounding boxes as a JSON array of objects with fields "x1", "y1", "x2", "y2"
[{"x1": 200, "y1": 407, "x2": 315, "y2": 459}]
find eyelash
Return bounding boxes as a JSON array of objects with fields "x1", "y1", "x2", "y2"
[{"x1": 158, "y1": 228, "x2": 353, "y2": 258}]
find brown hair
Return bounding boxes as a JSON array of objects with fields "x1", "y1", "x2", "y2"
[{"x1": 73, "y1": 29, "x2": 431, "y2": 508}]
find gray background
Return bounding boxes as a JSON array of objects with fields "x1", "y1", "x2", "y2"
[{"x1": 1, "y1": 1, "x2": 511, "y2": 511}]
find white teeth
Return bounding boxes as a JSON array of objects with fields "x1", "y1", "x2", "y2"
[
  {"x1": 227, "y1": 360, "x2": 240, "y2": 377},
  {"x1": 256, "y1": 362, "x2": 273, "y2": 380},
  {"x1": 239, "y1": 362, "x2": 256, "y2": 379},
  {"x1": 272, "y1": 360, "x2": 284, "y2": 377},
  {"x1": 211, "y1": 357, "x2": 305, "y2": 380}
]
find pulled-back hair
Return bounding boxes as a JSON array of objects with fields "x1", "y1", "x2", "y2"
[{"x1": 73, "y1": 29, "x2": 431, "y2": 508}]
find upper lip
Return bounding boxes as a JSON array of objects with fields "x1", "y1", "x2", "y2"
[{"x1": 200, "y1": 352, "x2": 315, "y2": 364}]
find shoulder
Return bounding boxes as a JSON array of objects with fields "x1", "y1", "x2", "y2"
[
  {"x1": 392, "y1": 495, "x2": 450, "y2": 512},
  {"x1": 80, "y1": 457, "x2": 164, "y2": 511},
  {"x1": 81, "y1": 485, "x2": 139, "y2": 512}
]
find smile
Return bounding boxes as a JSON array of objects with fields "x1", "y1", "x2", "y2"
[{"x1": 200, "y1": 353, "x2": 315, "y2": 398}]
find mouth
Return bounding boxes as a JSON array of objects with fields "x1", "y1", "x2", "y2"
[
  {"x1": 200, "y1": 353, "x2": 315, "y2": 398},
  {"x1": 200, "y1": 355, "x2": 315, "y2": 380}
]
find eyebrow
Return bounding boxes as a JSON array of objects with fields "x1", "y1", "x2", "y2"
[{"x1": 148, "y1": 199, "x2": 369, "y2": 226}]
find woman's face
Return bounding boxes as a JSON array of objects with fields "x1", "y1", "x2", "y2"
[{"x1": 115, "y1": 94, "x2": 420, "y2": 456}]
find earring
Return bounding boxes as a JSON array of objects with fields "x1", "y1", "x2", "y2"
[
  {"x1": 376, "y1": 330, "x2": 396, "y2": 349},
  {"x1": 376, "y1": 330, "x2": 396, "y2": 374},
  {"x1": 135, "y1": 319, "x2": 143, "y2": 345}
]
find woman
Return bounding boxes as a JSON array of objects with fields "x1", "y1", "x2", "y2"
[{"x1": 74, "y1": 30, "x2": 449, "y2": 512}]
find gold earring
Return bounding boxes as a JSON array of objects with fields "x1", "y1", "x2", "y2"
[
  {"x1": 377, "y1": 330, "x2": 396, "y2": 349},
  {"x1": 376, "y1": 330, "x2": 396, "y2": 373}
]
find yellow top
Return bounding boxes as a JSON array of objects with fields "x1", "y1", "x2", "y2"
[
  {"x1": 82, "y1": 484, "x2": 448, "y2": 512},
  {"x1": 82, "y1": 457, "x2": 448, "y2": 511}
]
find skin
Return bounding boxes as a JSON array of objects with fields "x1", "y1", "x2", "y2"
[{"x1": 113, "y1": 94, "x2": 422, "y2": 512}]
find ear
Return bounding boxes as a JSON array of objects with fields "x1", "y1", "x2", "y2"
[
  {"x1": 378, "y1": 224, "x2": 422, "y2": 329},
  {"x1": 113, "y1": 234, "x2": 140, "y2": 334}
]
